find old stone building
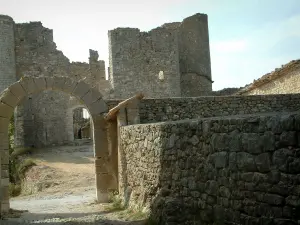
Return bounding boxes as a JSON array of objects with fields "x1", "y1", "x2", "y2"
[
  {"x1": 237, "y1": 59, "x2": 300, "y2": 95},
  {"x1": 0, "y1": 13, "x2": 212, "y2": 148}
]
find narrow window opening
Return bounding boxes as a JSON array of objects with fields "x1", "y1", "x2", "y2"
[{"x1": 158, "y1": 71, "x2": 164, "y2": 80}]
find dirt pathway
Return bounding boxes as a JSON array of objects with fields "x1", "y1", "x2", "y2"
[{"x1": 2, "y1": 143, "x2": 145, "y2": 225}]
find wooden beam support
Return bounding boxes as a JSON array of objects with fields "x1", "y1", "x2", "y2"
[{"x1": 104, "y1": 93, "x2": 144, "y2": 121}]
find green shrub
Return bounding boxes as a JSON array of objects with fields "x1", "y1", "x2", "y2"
[
  {"x1": 11, "y1": 147, "x2": 35, "y2": 159},
  {"x1": 9, "y1": 183, "x2": 21, "y2": 197},
  {"x1": 18, "y1": 158, "x2": 36, "y2": 179},
  {"x1": 105, "y1": 191, "x2": 125, "y2": 211},
  {"x1": 8, "y1": 115, "x2": 36, "y2": 197}
]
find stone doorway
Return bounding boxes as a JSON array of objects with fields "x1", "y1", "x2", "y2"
[{"x1": 0, "y1": 76, "x2": 117, "y2": 216}]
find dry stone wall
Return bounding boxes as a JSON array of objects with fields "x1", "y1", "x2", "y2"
[
  {"x1": 212, "y1": 87, "x2": 242, "y2": 96},
  {"x1": 138, "y1": 94, "x2": 300, "y2": 123},
  {"x1": 119, "y1": 113, "x2": 300, "y2": 224},
  {"x1": 106, "y1": 93, "x2": 300, "y2": 125}
]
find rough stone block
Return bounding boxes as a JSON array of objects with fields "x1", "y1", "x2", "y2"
[
  {"x1": 0, "y1": 102, "x2": 13, "y2": 118},
  {"x1": 34, "y1": 77, "x2": 47, "y2": 90},
  {"x1": 235, "y1": 152, "x2": 256, "y2": 172},
  {"x1": 272, "y1": 148, "x2": 293, "y2": 172},
  {"x1": 81, "y1": 87, "x2": 102, "y2": 106},
  {"x1": 19, "y1": 77, "x2": 38, "y2": 94},
  {"x1": 0, "y1": 132, "x2": 9, "y2": 149},
  {"x1": 89, "y1": 99, "x2": 108, "y2": 116},
  {"x1": 279, "y1": 131, "x2": 297, "y2": 147},
  {"x1": 96, "y1": 190, "x2": 109, "y2": 203},
  {"x1": 288, "y1": 158, "x2": 300, "y2": 174},
  {"x1": 255, "y1": 153, "x2": 271, "y2": 172},
  {"x1": 1, "y1": 150, "x2": 9, "y2": 165},
  {"x1": 73, "y1": 81, "x2": 90, "y2": 99},
  {"x1": 212, "y1": 152, "x2": 228, "y2": 168},
  {"x1": 95, "y1": 165, "x2": 108, "y2": 174},
  {"x1": 1, "y1": 186, "x2": 9, "y2": 201},
  {"x1": 0, "y1": 89, "x2": 19, "y2": 108},
  {"x1": 94, "y1": 128, "x2": 109, "y2": 157},
  {"x1": 0, "y1": 117, "x2": 9, "y2": 133},
  {"x1": 92, "y1": 115, "x2": 107, "y2": 130},
  {"x1": 63, "y1": 78, "x2": 77, "y2": 93},
  {"x1": 1, "y1": 202, "x2": 9, "y2": 213},
  {"x1": 45, "y1": 77, "x2": 54, "y2": 90},
  {"x1": 262, "y1": 131, "x2": 275, "y2": 151},
  {"x1": 285, "y1": 195, "x2": 300, "y2": 207},
  {"x1": 1, "y1": 170, "x2": 8, "y2": 179},
  {"x1": 241, "y1": 133, "x2": 262, "y2": 154},
  {"x1": 53, "y1": 77, "x2": 66, "y2": 90},
  {"x1": 95, "y1": 159, "x2": 109, "y2": 174},
  {"x1": 1, "y1": 178, "x2": 9, "y2": 186},
  {"x1": 96, "y1": 173, "x2": 115, "y2": 189},
  {"x1": 9, "y1": 82, "x2": 27, "y2": 100}
]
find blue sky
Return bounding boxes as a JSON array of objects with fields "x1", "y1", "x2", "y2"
[{"x1": 1, "y1": 0, "x2": 300, "y2": 90}]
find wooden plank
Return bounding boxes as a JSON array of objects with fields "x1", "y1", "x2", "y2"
[{"x1": 104, "y1": 93, "x2": 144, "y2": 121}]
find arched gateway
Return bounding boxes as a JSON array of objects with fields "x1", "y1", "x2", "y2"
[{"x1": 0, "y1": 76, "x2": 115, "y2": 215}]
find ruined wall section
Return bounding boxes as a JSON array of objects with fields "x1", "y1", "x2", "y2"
[
  {"x1": 213, "y1": 87, "x2": 241, "y2": 96},
  {"x1": 88, "y1": 49, "x2": 112, "y2": 98},
  {"x1": 0, "y1": 15, "x2": 17, "y2": 93},
  {"x1": 69, "y1": 50, "x2": 112, "y2": 99},
  {"x1": 14, "y1": 22, "x2": 73, "y2": 147},
  {"x1": 69, "y1": 62, "x2": 89, "y2": 81},
  {"x1": 108, "y1": 27, "x2": 181, "y2": 99},
  {"x1": 89, "y1": 49, "x2": 105, "y2": 81},
  {"x1": 176, "y1": 13, "x2": 212, "y2": 96}
]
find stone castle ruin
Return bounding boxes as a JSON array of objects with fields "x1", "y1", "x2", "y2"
[
  {"x1": 1, "y1": 12, "x2": 300, "y2": 225},
  {"x1": 0, "y1": 13, "x2": 212, "y2": 149}
]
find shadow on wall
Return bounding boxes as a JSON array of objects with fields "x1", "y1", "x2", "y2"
[
  {"x1": 119, "y1": 113, "x2": 300, "y2": 224},
  {"x1": 14, "y1": 90, "x2": 74, "y2": 148}
]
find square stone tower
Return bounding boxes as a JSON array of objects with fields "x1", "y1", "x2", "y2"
[{"x1": 108, "y1": 13, "x2": 212, "y2": 98}]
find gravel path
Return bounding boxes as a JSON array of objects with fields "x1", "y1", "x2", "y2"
[{"x1": 2, "y1": 187, "x2": 145, "y2": 225}]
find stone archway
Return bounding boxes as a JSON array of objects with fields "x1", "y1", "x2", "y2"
[{"x1": 0, "y1": 76, "x2": 115, "y2": 215}]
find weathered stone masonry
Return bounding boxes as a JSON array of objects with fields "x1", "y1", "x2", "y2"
[
  {"x1": 108, "y1": 13, "x2": 212, "y2": 99},
  {"x1": 120, "y1": 113, "x2": 300, "y2": 224}
]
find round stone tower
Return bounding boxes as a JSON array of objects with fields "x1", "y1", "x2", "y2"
[
  {"x1": 0, "y1": 15, "x2": 17, "y2": 93},
  {"x1": 0, "y1": 15, "x2": 16, "y2": 214}
]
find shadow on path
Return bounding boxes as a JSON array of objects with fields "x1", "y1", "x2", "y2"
[{"x1": 2, "y1": 211, "x2": 147, "y2": 225}]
